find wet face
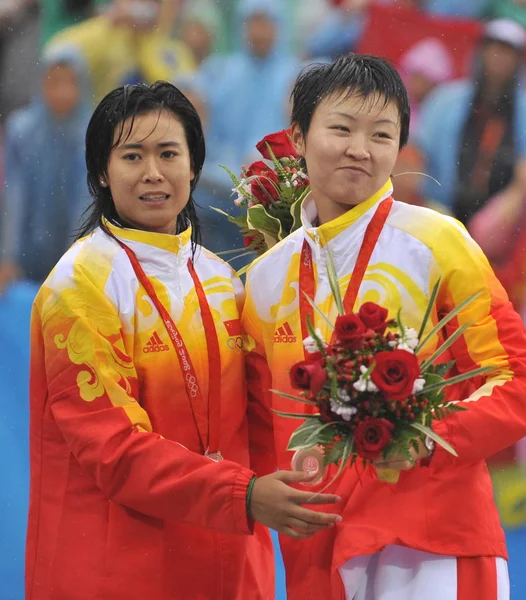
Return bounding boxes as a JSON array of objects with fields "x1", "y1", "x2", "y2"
[
  {"x1": 105, "y1": 109, "x2": 195, "y2": 234},
  {"x1": 292, "y1": 92, "x2": 401, "y2": 223},
  {"x1": 482, "y1": 40, "x2": 521, "y2": 86},
  {"x1": 246, "y1": 14, "x2": 276, "y2": 59},
  {"x1": 42, "y1": 64, "x2": 80, "y2": 116}
]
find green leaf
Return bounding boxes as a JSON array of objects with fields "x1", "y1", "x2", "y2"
[
  {"x1": 235, "y1": 263, "x2": 251, "y2": 278},
  {"x1": 305, "y1": 316, "x2": 328, "y2": 355},
  {"x1": 287, "y1": 418, "x2": 325, "y2": 451},
  {"x1": 272, "y1": 409, "x2": 321, "y2": 420},
  {"x1": 418, "y1": 365, "x2": 493, "y2": 395},
  {"x1": 323, "y1": 438, "x2": 347, "y2": 466},
  {"x1": 209, "y1": 206, "x2": 248, "y2": 228},
  {"x1": 396, "y1": 308, "x2": 405, "y2": 338},
  {"x1": 410, "y1": 421, "x2": 458, "y2": 456},
  {"x1": 220, "y1": 164, "x2": 243, "y2": 188},
  {"x1": 325, "y1": 245, "x2": 344, "y2": 316},
  {"x1": 433, "y1": 361, "x2": 455, "y2": 377},
  {"x1": 302, "y1": 292, "x2": 335, "y2": 331},
  {"x1": 216, "y1": 247, "x2": 248, "y2": 256},
  {"x1": 416, "y1": 291, "x2": 483, "y2": 353},
  {"x1": 289, "y1": 421, "x2": 341, "y2": 452},
  {"x1": 420, "y1": 323, "x2": 471, "y2": 371},
  {"x1": 225, "y1": 250, "x2": 256, "y2": 264},
  {"x1": 265, "y1": 143, "x2": 287, "y2": 178},
  {"x1": 417, "y1": 279, "x2": 441, "y2": 341},
  {"x1": 269, "y1": 389, "x2": 317, "y2": 406},
  {"x1": 290, "y1": 189, "x2": 309, "y2": 232},
  {"x1": 317, "y1": 436, "x2": 354, "y2": 493},
  {"x1": 246, "y1": 204, "x2": 283, "y2": 239}
]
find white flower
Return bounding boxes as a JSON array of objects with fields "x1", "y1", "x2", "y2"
[
  {"x1": 302, "y1": 329, "x2": 327, "y2": 354},
  {"x1": 397, "y1": 342, "x2": 414, "y2": 354},
  {"x1": 403, "y1": 328, "x2": 419, "y2": 349},
  {"x1": 393, "y1": 327, "x2": 419, "y2": 352},
  {"x1": 330, "y1": 397, "x2": 357, "y2": 422},
  {"x1": 233, "y1": 195, "x2": 244, "y2": 207},
  {"x1": 412, "y1": 377, "x2": 426, "y2": 394},
  {"x1": 284, "y1": 181, "x2": 291, "y2": 188},
  {"x1": 337, "y1": 388, "x2": 351, "y2": 402},
  {"x1": 353, "y1": 365, "x2": 379, "y2": 393}
]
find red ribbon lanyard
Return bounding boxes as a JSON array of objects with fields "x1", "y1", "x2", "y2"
[
  {"x1": 299, "y1": 197, "x2": 393, "y2": 347},
  {"x1": 112, "y1": 236, "x2": 221, "y2": 455}
]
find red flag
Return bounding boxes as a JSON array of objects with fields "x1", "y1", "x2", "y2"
[{"x1": 357, "y1": 4, "x2": 482, "y2": 80}]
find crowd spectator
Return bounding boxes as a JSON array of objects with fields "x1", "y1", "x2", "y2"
[
  {"x1": 0, "y1": 0, "x2": 40, "y2": 122},
  {"x1": 40, "y1": 0, "x2": 107, "y2": 47},
  {"x1": 468, "y1": 158, "x2": 526, "y2": 316},
  {"x1": 194, "y1": 0, "x2": 300, "y2": 254},
  {"x1": 304, "y1": 0, "x2": 368, "y2": 60},
  {"x1": 416, "y1": 18, "x2": 526, "y2": 223},
  {"x1": 178, "y1": 0, "x2": 226, "y2": 64},
  {"x1": 400, "y1": 36, "x2": 454, "y2": 138},
  {"x1": 45, "y1": 0, "x2": 194, "y2": 105},
  {"x1": 0, "y1": 46, "x2": 91, "y2": 291}
]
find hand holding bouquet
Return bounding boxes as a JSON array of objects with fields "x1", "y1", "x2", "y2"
[{"x1": 274, "y1": 274, "x2": 492, "y2": 486}]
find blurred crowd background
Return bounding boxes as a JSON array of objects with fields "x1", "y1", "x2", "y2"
[{"x1": 1, "y1": 0, "x2": 526, "y2": 598}]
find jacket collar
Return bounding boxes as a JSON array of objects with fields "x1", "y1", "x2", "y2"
[
  {"x1": 301, "y1": 180, "x2": 393, "y2": 246},
  {"x1": 104, "y1": 219, "x2": 192, "y2": 257}
]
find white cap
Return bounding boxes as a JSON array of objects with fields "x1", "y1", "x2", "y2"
[{"x1": 484, "y1": 19, "x2": 526, "y2": 51}]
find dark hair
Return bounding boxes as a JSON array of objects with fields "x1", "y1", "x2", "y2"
[
  {"x1": 291, "y1": 54, "x2": 410, "y2": 149},
  {"x1": 78, "y1": 81, "x2": 205, "y2": 250}
]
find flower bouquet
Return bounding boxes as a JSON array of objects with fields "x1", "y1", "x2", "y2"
[
  {"x1": 214, "y1": 129, "x2": 310, "y2": 269},
  {"x1": 273, "y1": 270, "x2": 492, "y2": 486}
]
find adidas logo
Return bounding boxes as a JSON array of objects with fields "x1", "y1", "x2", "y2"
[
  {"x1": 274, "y1": 322, "x2": 297, "y2": 344},
  {"x1": 143, "y1": 331, "x2": 170, "y2": 353}
]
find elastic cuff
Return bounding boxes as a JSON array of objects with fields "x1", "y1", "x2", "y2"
[{"x1": 232, "y1": 468, "x2": 256, "y2": 535}]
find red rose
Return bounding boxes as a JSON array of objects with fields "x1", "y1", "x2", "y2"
[
  {"x1": 334, "y1": 313, "x2": 369, "y2": 349},
  {"x1": 354, "y1": 418, "x2": 394, "y2": 460},
  {"x1": 245, "y1": 161, "x2": 280, "y2": 205},
  {"x1": 256, "y1": 129, "x2": 297, "y2": 160},
  {"x1": 289, "y1": 360, "x2": 327, "y2": 397},
  {"x1": 370, "y1": 349, "x2": 420, "y2": 401},
  {"x1": 358, "y1": 302, "x2": 389, "y2": 335}
]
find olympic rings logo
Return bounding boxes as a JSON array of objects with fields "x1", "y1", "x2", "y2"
[
  {"x1": 227, "y1": 336, "x2": 244, "y2": 350},
  {"x1": 185, "y1": 372, "x2": 199, "y2": 397}
]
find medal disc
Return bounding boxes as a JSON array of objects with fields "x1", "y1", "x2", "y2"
[{"x1": 291, "y1": 447, "x2": 326, "y2": 486}]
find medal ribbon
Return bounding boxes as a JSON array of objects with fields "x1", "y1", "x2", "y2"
[
  {"x1": 112, "y1": 235, "x2": 221, "y2": 455},
  {"x1": 299, "y1": 197, "x2": 394, "y2": 351}
]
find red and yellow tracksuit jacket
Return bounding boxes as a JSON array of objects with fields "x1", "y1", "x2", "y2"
[
  {"x1": 242, "y1": 180, "x2": 526, "y2": 600},
  {"x1": 26, "y1": 222, "x2": 273, "y2": 600}
]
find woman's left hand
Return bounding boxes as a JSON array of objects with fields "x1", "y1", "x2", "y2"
[{"x1": 373, "y1": 439, "x2": 429, "y2": 472}]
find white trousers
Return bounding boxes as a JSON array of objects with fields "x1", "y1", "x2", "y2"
[{"x1": 339, "y1": 545, "x2": 509, "y2": 600}]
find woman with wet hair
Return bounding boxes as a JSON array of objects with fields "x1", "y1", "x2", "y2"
[{"x1": 25, "y1": 81, "x2": 340, "y2": 600}]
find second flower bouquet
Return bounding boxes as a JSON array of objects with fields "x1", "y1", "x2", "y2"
[{"x1": 214, "y1": 129, "x2": 310, "y2": 268}]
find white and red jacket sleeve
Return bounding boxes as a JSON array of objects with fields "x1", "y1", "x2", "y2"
[{"x1": 429, "y1": 220, "x2": 526, "y2": 467}]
